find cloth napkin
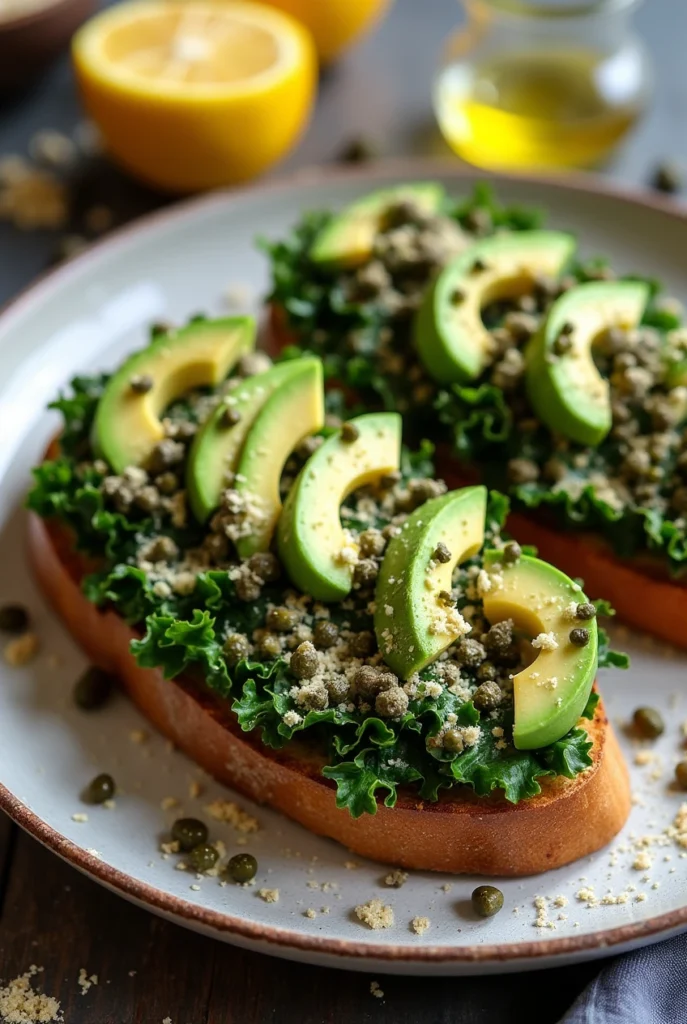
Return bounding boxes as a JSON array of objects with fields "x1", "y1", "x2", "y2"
[{"x1": 561, "y1": 932, "x2": 687, "y2": 1023}]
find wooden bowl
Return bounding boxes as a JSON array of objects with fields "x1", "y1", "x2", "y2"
[{"x1": 0, "y1": 0, "x2": 94, "y2": 93}]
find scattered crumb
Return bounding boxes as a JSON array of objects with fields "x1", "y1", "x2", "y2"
[
  {"x1": 553, "y1": 895, "x2": 568, "y2": 908},
  {"x1": 77, "y1": 969, "x2": 97, "y2": 996},
  {"x1": 160, "y1": 797, "x2": 179, "y2": 811},
  {"x1": 441, "y1": 882, "x2": 453, "y2": 893},
  {"x1": 71, "y1": 813, "x2": 88, "y2": 823},
  {"x1": 129, "y1": 730, "x2": 148, "y2": 744},
  {"x1": 370, "y1": 981, "x2": 384, "y2": 1000},
  {"x1": 162, "y1": 1018, "x2": 172, "y2": 1024},
  {"x1": 0, "y1": 966, "x2": 61, "y2": 1023},
  {"x1": 304, "y1": 908, "x2": 317, "y2": 919},
  {"x1": 190, "y1": 885, "x2": 201, "y2": 892},
  {"x1": 411, "y1": 916, "x2": 430, "y2": 936},
  {"x1": 258, "y1": 888, "x2": 279, "y2": 904},
  {"x1": 632, "y1": 851, "x2": 652, "y2": 872},
  {"x1": 160, "y1": 840, "x2": 180, "y2": 855},
  {"x1": 344, "y1": 860, "x2": 359, "y2": 870},
  {"x1": 85, "y1": 849, "x2": 101, "y2": 860},
  {"x1": 533, "y1": 897, "x2": 555, "y2": 930},
  {"x1": 354, "y1": 898, "x2": 394, "y2": 930},
  {"x1": 634, "y1": 750, "x2": 657, "y2": 766},
  {"x1": 384, "y1": 869, "x2": 408, "y2": 888},
  {"x1": 188, "y1": 781, "x2": 203, "y2": 799},
  {"x1": 205, "y1": 800, "x2": 258, "y2": 833},
  {"x1": 4, "y1": 633, "x2": 39, "y2": 666}
]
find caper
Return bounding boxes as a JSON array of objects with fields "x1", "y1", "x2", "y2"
[
  {"x1": 0, "y1": 604, "x2": 29, "y2": 633},
  {"x1": 228, "y1": 852, "x2": 258, "y2": 883},
  {"x1": 73, "y1": 667, "x2": 114, "y2": 710},
  {"x1": 130, "y1": 374, "x2": 153, "y2": 394},
  {"x1": 257, "y1": 633, "x2": 282, "y2": 660},
  {"x1": 652, "y1": 161, "x2": 683, "y2": 194},
  {"x1": 221, "y1": 406, "x2": 242, "y2": 427},
  {"x1": 290, "y1": 641, "x2": 319, "y2": 679},
  {"x1": 675, "y1": 761, "x2": 687, "y2": 790},
  {"x1": 359, "y1": 529, "x2": 386, "y2": 558},
  {"x1": 443, "y1": 729, "x2": 464, "y2": 752},
  {"x1": 353, "y1": 559, "x2": 378, "y2": 587},
  {"x1": 575, "y1": 602, "x2": 597, "y2": 621},
  {"x1": 569, "y1": 627, "x2": 590, "y2": 647},
  {"x1": 247, "y1": 551, "x2": 281, "y2": 584},
  {"x1": 188, "y1": 843, "x2": 219, "y2": 873},
  {"x1": 223, "y1": 633, "x2": 249, "y2": 666},
  {"x1": 84, "y1": 772, "x2": 115, "y2": 804},
  {"x1": 473, "y1": 681, "x2": 503, "y2": 711},
  {"x1": 313, "y1": 620, "x2": 339, "y2": 650},
  {"x1": 632, "y1": 707, "x2": 665, "y2": 739},
  {"x1": 341, "y1": 422, "x2": 360, "y2": 443},
  {"x1": 472, "y1": 885, "x2": 504, "y2": 918},
  {"x1": 171, "y1": 817, "x2": 208, "y2": 852},
  {"x1": 502, "y1": 542, "x2": 521, "y2": 565},
  {"x1": 348, "y1": 630, "x2": 377, "y2": 658},
  {"x1": 433, "y1": 542, "x2": 452, "y2": 564},
  {"x1": 476, "y1": 661, "x2": 497, "y2": 682},
  {"x1": 266, "y1": 607, "x2": 298, "y2": 632}
]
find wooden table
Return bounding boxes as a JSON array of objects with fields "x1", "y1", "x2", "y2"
[{"x1": 0, "y1": 0, "x2": 685, "y2": 1019}]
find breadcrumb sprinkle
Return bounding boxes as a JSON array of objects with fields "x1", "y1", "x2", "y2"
[
  {"x1": 411, "y1": 916, "x2": 430, "y2": 936},
  {"x1": 0, "y1": 966, "x2": 61, "y2": 1023},
  {"x1": 354, "y1": 898, "x2": 394, "y2": 930},
  {"x1": 205, "y1": 800, "x2": 258, "y2": 833}
]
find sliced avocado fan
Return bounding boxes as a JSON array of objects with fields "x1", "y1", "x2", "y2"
[
  {"x1": 234, "y1": 359, "x2": 325, "y2": 559},
  {"x1": 414, "y1": 231, "x2": 576, "y2": 384},
  {"x1": 525, "y1": 280, "x2": 650, "y2": 446},
  {"x1": 277, "y1": 412, "x2": 402, "y2": 602},
  {"x1": 310, "y1": 182, "x2": 445, "y2": 268},
  {"x1": 93, "y1": 317, "x2": 255, "y2": 474},
  {"x1": 481, "y1": 549, "x2": 598, "y2": 750},
  {"x1": 187, "y1": 360, "x2": 313, "y2": 524},
  {"x1": 374, "y1": 486, "x2": 487, "y2": 679}
]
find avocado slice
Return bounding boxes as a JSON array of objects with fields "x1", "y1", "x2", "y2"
[
  {"x1": 93, "y1": 317, "x2": 255, "y2": 473},
  {"x1": 310, "y1": 182, "x2": 445, "y2": 268},
  {"x1": 374, "y1": 486, "x2": 487, "y2": 679},
  {"x1": 481, "y1": 549, "x2": 598, "y2": 750},
  {"x1": 234, "y1": 359, "x2": 325, "y2": 558},
  {"x1": 414, "y1": 231, "x2": 576, "y2": 384},
  {"x1": 277, "y1": 412, "x2": 402, "y2": 601},
  {"x1": 525, "y1": 280, "x2": 650, "y2": 446},
  {"x1": 187, "y1": 360, "x2": 310, "y2": 524}
]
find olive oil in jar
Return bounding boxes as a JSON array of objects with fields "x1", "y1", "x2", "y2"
[
  {"x1": 435, "y1": 48, "x2": 642, "y2": 169},
  {"x1": 434, "y1": 0, "x2": 651, "y2": 171}
]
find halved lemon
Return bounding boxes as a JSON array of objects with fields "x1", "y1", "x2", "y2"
[
  {"x1": 263, "y1": 0, "x2": 392, "y2": 63},
  {"x1": 72, "y1": 0, "x2": 317, "y2": 193}
]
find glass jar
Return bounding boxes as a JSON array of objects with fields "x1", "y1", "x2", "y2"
[{"x1": 433, "y1": 0, "x2": 652, "y2": 170}]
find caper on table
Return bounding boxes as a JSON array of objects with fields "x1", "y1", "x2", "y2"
[
  {"x1": 0, "y1": 604, "x2": 29, "y2": 634},
  {"x1": 171, "y1": 817, "x2": 208, "y2": 852},
  {"x1": 228, "y1": 853, "x2": 258, "y2": 883},
  {"x1": 84, "y1": 773, "x2": 115, "y2": 805},
  {"x1": 73, "y1": 667, "x2": 115, "y2": 710},
  {"x1": 472, "y1": 885, "x2": 504, "y2": 918},
  {"x1": 632, "y1": 707, "x2": 665, "y2": 739},
  {"x1": 188, "y1": 844, "x2": 219, "y2": 873}
]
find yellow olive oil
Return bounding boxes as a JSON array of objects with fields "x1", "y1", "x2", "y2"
[{"x1": 435, "y1": 49, "x2": 642, "y2": 170}]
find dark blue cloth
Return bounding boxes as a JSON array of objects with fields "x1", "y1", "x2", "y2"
[{"x1": 561, "y1": 933, "x2": 687, "y2": 1023}]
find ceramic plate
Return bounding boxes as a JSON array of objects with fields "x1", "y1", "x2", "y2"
[{"x1": 1, "y1": 162, "x2": 686, "y2": 976}]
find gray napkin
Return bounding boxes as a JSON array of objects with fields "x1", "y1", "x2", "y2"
[{"x1": 561, "y1": 933, "x2": 687, "y2": 1023}]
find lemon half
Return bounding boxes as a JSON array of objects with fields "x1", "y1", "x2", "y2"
[{"x1": 73, "y1": 0, "x2": 317, "y2": 193}]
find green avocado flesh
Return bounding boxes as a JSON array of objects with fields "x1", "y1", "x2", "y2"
[
  {"x1": 481, "y1": 550, "x2": 598, "y2": 750},
  {"x1": 525, "y1": 280, "x2": 650, "y2": 447},
  {"x1": 277, "y1": 412, "x2": 402, "y2": 602},
  {"x1": 374, "y1": 486, "x2": 487, "y2": 679},
  {"x1": 187, "y1": 361, "x2": 311, "y2": 524},
  {"x1": 309, "y1": 182, "x2": 445, "y2": 268},
  {"x1": 234, "y1": 359, "x2": 325, "y2": 559},
  {"x1": 93, "y1": 317, "x2": 255, "y2": 473},
  {"x1": 414, "y1": 231, "x2": 576, "y2": 384}
]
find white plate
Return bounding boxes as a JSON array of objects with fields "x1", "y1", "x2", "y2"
[{"x1": 1, "y1": 161, "x2": 686, "y2": 975}]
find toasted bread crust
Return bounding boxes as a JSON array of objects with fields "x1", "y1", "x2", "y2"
[
  {"x1": 28, "y1": 509, "x2": 630, "y2": 875},
  {"x1": 265, "y1": 301, "x2": 687, "y2": 650}
]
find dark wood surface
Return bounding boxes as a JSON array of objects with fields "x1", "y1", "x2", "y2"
[
  {"x1": 0, "y1": 813, "x2": 604, "y2": 1023},
  {"x1": 1, "y1": 0, "x2": 684, "y2": 1018}
]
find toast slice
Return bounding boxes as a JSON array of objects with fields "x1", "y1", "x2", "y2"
[
  {"x1": 29, "y1": 510, "x2": 631, "y2": 877},
  {"x1": 265, "y1": 301, "x2": 687, "y2": 651}
]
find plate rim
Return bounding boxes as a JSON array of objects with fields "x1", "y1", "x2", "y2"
[{"x1": 2, "y1": 156, "x2": 687, "y2": 966}]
